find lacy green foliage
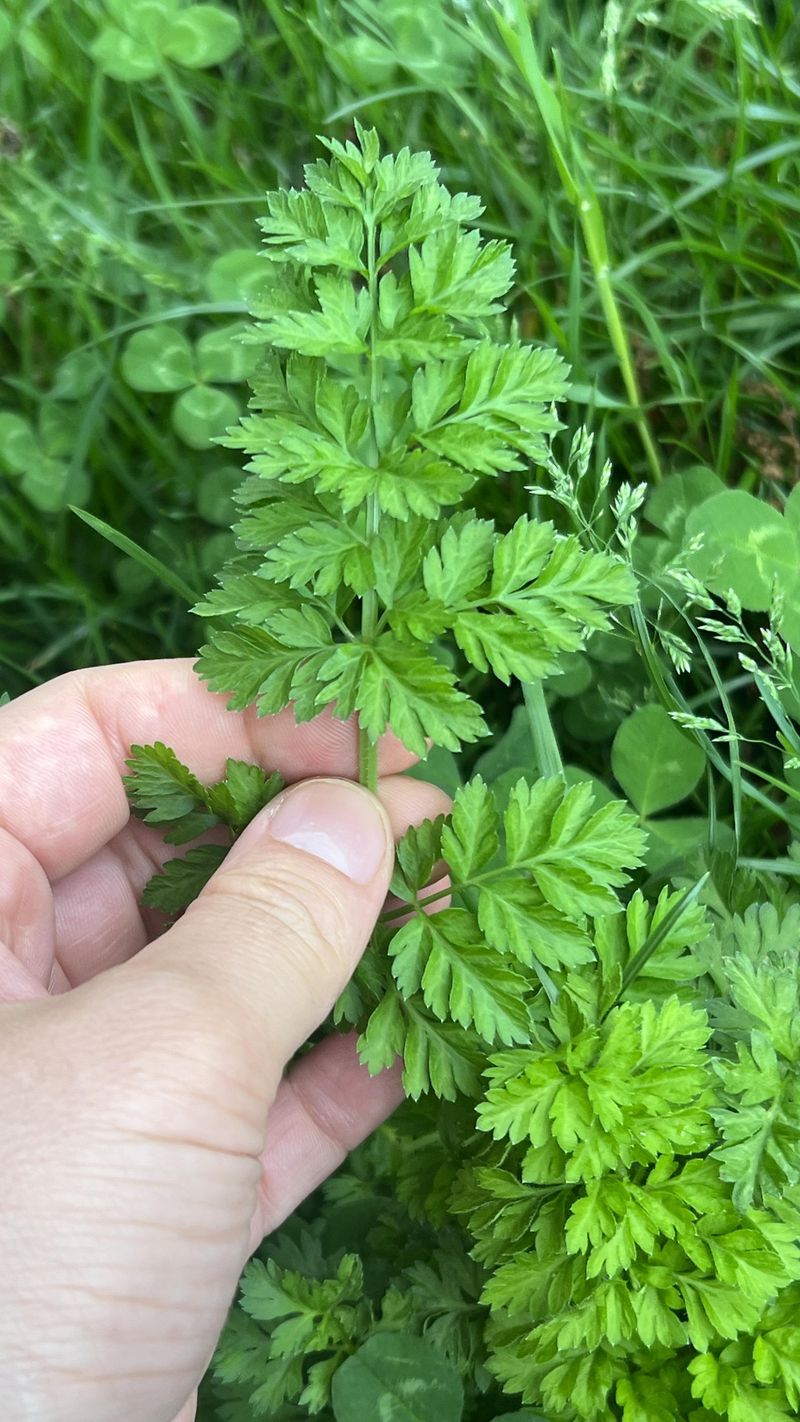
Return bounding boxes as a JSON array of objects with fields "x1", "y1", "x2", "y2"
[
  {"x1": 709, "y1": 905, "x2": 800, "y2": 1212},
  {"x1": 122, "y1": 129, "x2": 800, "y2": 1422},
  {"x1": 123, "y1": 742, "x2": 283, "y2": 913},
  {"x1": 193, "y1": 124, "x2": 634, "y2": 758},
  {"x1": 346, "y1": 776, "x2": 646, "y2": 1101},
  {"x1": 209, "y1": 895, "x2": 800, "y2": 1422},
  {"x1": 449, "y1": 903, "x2": 800, "y2": 1422}
]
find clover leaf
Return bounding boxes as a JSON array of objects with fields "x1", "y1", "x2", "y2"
[
  {"x1": 685, "y1": 488, "x2": 799, "y2": 612},
  {"x1": 172, "y1": 387, "x2": 240, "y2": 448},
  {"x1": 197, "y1": 465, "x2": 241, "y2": 526},
  {"x1": 204, "y1": 249, "x2": 266, "y2": 304},
  {"x1": 611, "y1": 703, "x2": 705, "y2": 818},
  {"x1": 331, "y1": 1334, "x2": 463, "y2": 1422},
  {"x1": 331, "y1": 0, "x2": 472, "y2": 90},
  {"x1": 52, "y1": 349, "x2": 106, "y2": 401},
  {"x1": 0, "y1": 405, "x2": 90, "y2": 512},
  {"x1": 645, "y1": 465, "x2": 723, "y2": 541},
  {"x1": 91, "y1": 0, "x2": 241, "y2": 82},
  {"x1": 120, "y1": 322, "x2": 256, "y2": 448}
]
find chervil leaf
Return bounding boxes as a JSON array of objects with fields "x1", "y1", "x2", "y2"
[
  {"x1": 263, "y1": 518, "x2": 373, "y2": 595},
  {"x1": 358, "y1": 988, "x2": 483, "y2": 1101},
  {"x1": 217, "y1": 1251, "x2": 370, "y2": 1416},
  {"x1": 124, "y1": 741, "x2": 217, "y2": 843},
  {"x1": 205, "y1": 760, "x2": 284, "y2": 833},
  {"x1": 214, "y1": 1310, "x2": 283, "y2": 1389},
  {"x1": 477, "y1": 997, "x2": 714, "y2": 1179},
  {"x1": 688, "y1": 1351, "x2": 794, "y2": 1421},
  {"x1": 192, "y1": 560, "x2": 299, "y2": 623},
  {"x1": 234, "y1": 489, "x2": 334, "y2": 551},
  {"x1": 719, "y1": 952, "x2": 800, "y2": 1063},
  {"x1": 712, "y1": 1032, "x2": 800, "y2": 1210},
  {"x1": 412, "y1": 343, "x2": 569, "y2": 473},
  {"x1": 258, "y1": 273, "x2": 370, "y2": 356},
  {"x1": 615, "y1": 1374, "x2": 682, "y2": 1422},
  {"x1": 594, "y1": 886, "x2": 712, "y2": 995},
  {"x1": 394, "y1": 516, "x2": 636, "y2": 683},
  {"x1": 389, "y1": 908, "x2": 531, "y2": 1045},
  {"x1": 456, "y1": 609, "x2": 567, "y2": 684},
  {"x1": 257, "y1": 190, "x2": 366, "y2": 274},
  {"x1": 440, "y1": 776, "x2": 499, "y2": 880},
  {"x1": 239, "y1": 1254, "x2": 364, "y2": 1341},
  {"x1": 398, "y1": 1249, "x2": 487, "y2": 1379},
  {"x1": 141, "y1": 843, "x2": 228, "y2": 915},
  {"x1": 490, "y1": 516, "x2": 556, "y2": 595},
  {"x1": 491, "y1": 525, "x2": 637, "y2": 632},
  {"x1": 564, "y1": 1164, "x2": 703, "y2": 1278},
  {"x1": 422, "y1": 519, "x2": 495, "y2": 603},
  {"x1": 323, "y1": 449, "x2": 472, "y2": 520},
  {"x1": 316, "y1": 637, "x2": 486, "y2": 757},
  {"x1": 754, "y1": 1323, "x2": 800, "y2": 1410},
  {"x1": 375, "y1": 307, "x2": 463, "y2": 362},
  {"x1": 370, "y1": 144, "x2": 441, "y2": 221},
  {"x1": 478, "y1": 876, "x2": 594, "y2": 973},
  {"x1": 125, "y1": 746, "x2": 284, "y2": 916},
  {"x1": 409, "y1": 226, "x2": 515, "y2": 318},
  {"x1": 197, "y1": 610, "x2": 334, "y2": 718},
  {"x1": 230, "y1": 416, "x2": 371, "y2": 493},
  {"x1": 391, "y1": 814, "x2": 446, "y2": 901},
  {"x1": 504, "y1": 778, "x2": 646, "y2": 918}
]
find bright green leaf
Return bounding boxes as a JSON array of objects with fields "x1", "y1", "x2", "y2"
[
  {"x1": 172, "y1": 385, "x2": 240, "y2": 448},
  {"x1": 390, "y1": 908, "x2": 531, "y2": 1045},
  {"x1": 645, "y1": 466, "x2": 724, "y2": 540},
  {"x1": 612, "y1": 705, "x2": 705, "y2": 817},
  {"x1": 195, "y1": 323, "x2": 259, "y2": 384},
  {"x1": 686, "y1": 489, "x2": 799, "y2": 611},
  {"x1": 121, "y1": 326, "x2": 195, "y2": 392},
  {"x1": 161, "y1": 4, "x2": 242, "y2": 68},
  {"x1": 141, "y1": 843, "x2": 228, "y2": 915},
  {"x1": 90, "y1": 25, "x2": 162, "y2": 81}
]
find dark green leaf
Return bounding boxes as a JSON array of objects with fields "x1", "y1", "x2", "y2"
[
  {"x1": 142, "y1": 843, "x2": 228, "y2": 915},
  {"x1": 331, "y1": 1333, "x2": 464, "y2": 1422}
]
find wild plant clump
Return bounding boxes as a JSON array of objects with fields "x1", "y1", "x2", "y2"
[{"x1": 124, "y1": 128, "x2": 800, "y2": 1422}]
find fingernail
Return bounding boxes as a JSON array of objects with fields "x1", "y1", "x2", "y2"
[{"x1": 267, "y1": 779, "x2": 390, "y2": 884}]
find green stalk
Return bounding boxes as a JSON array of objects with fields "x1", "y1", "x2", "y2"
[
  {"x1": 523, "y1": 680, "x2": 564, "y2": 781},
  {"x1": 358, "y1": 728, "x2": 378, "y2": 792},
  {"x1": 499, "y1": 0, "x2": 662, "y2": 483},
  {"x1": 358, "y1": 206, "x2": 382, "y2": 794}
]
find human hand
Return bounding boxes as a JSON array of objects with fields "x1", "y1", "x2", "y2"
[{"x1": 0, "y1": 660, "x2": 448, "y2": 1422}]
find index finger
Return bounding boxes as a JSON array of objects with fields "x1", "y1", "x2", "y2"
[{"x1": 0, "y1": 659, "x2": 415, "y2": 881}]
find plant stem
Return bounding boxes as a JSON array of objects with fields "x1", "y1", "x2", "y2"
[
  {"x1": 357, "y1": 206, "x2": 383, "y2": 793},
  {"x1": 500, "y1": 0, "x2": 662, "y2": 484},
  {"x1": 359, "y1": 728, "x2": 378, "y2": 793},
  {"x1": 523, "y1": 680, "x2": 564, "y2": 780}
]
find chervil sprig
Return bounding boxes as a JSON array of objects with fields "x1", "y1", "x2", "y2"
[{"x1": 191, "y1": 122, "x2": 633, "y2": 789}]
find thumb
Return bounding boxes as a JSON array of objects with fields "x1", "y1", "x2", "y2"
[{"x1": 133, "y1": 777, "x2": 394, "y2": 1081}]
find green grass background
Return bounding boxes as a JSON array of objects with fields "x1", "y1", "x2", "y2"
[{"x1": 1, "y1": 0, "x2": 798, "y2": 699}]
